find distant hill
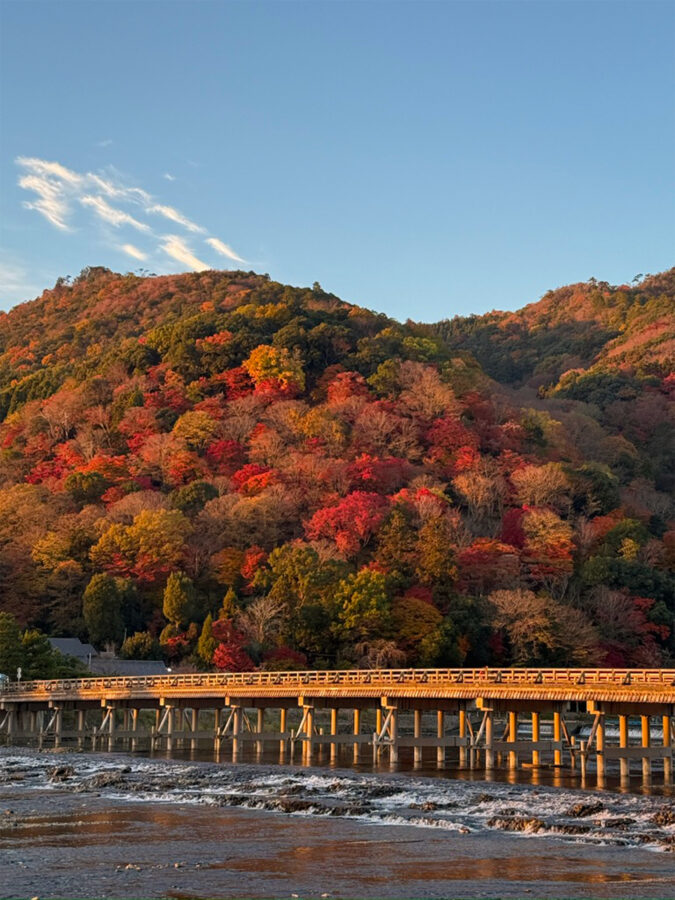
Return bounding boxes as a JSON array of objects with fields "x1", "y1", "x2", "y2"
[
  {"x1": 0, "y1": 266, "x2": 672, "y2": 672},
  {"x1": 430, "y1": 270, "x2": 674, "y2": 390}
]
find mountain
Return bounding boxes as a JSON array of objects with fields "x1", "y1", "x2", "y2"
[
  {"x1": 0, "y1": 266, "x2": 673, "y2": 674},
  {"x1": 430, "y1": 270, "x2": 674, "y2": 389}
]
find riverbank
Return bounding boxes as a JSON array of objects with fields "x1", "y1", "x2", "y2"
[{"x1": 1, "y1": 748, "x2": 674, "y2": 899}]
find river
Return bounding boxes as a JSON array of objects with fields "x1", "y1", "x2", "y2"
[{"x1": 0, "y1": 746, "x2": 674, "y2": 899}]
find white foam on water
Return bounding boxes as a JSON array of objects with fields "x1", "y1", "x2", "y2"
[{"x1": 2, "y1": 747, "x2": 673, "y2": 852}]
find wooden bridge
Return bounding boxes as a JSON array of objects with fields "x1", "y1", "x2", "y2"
[{"x1": 1, "y1": 668, "x2": 674, "y2": 786}]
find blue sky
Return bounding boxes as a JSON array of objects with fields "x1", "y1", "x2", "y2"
[{"x1": 1, "y1": 0, "x2": 673, "y2": 321}]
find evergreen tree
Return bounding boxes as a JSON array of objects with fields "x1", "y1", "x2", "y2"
[
  {"x1": 219, "y1": 587, "x2": 238, "y2": 620},
  {"x1": 163, "y1": 571, "x2": 196, "y2": 627},
  {"x1": 83, "y1": 574, "x2": 125, "y2": 647},
  {"x1": 197, "y1": 613, "x2": 217, "y2": 665},
  {"x1": 0, "y1": 612, "x2": 23, "y2": 677},
  {"x1": 21, "y1": 629, "x2": 57, "y2": 679}
]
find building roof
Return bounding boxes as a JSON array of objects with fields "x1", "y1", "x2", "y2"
[
  {"x1": 48, "y1": 638, "x2": 98, "y2": 660},
  {"x1": 89, "y1": 658, "x2": 169, "y2": 676}
]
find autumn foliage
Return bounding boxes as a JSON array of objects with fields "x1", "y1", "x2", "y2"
[{"x1": 0, "y1": 266, "x2": 672, "y2": 670}]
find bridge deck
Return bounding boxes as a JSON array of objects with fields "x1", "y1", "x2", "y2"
[{"x1": 2, "y1": 668, "x2": 675, "y2": 705}]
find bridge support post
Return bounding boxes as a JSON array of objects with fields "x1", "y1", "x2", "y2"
[
  {"x1": 279, "y1": 708, "x2": 287, "y2": 758},
  {"x1": 130, "y1": 708, "x2": 139, "y2": 752},
  {"x1": 232, "y1": 706, "x2": 243, "y2": 760},
  {"x1": 413, "y1": 709, "x2": 422, "y2": 766},
  {"x1": 596, "y1": 715, "x2": 606, "y2": 787},
  {"x1": 37, "y1": 710, "x2": 45, "y2": 749},
  {"x1": 390, "y1": 707, "x2": 399, "y2": 765},
  {"x1": 191, "y1": 708, "x2": 199, "y2": 753},
  {"x1": 458, "y1": 707, "x2": 467, "y2": 767},
  {"x1": 255, "y1": 709, "x2": 264, "y2": 756},
  {"x1": 641, "y1": 715, "x2": 651, "y2": 783},
  {"x1": 4, "y1": 707, "x2": 15, "y2": 745},
  {"x1": 386, "y1": 704, "x2": 399, "y2": 765},
  {"x1": 663, "y1": 716, "x2": 672, "y2": 783},
  {"x1": 168, "y1": 707, "x2": 178, "y2": 752},
  {"x1": 77, "y1": 709, "x2": 85, "y2": 749},
  {"x1": 54, "y1": 706, "x2": 63, "y2": 749},
  {"x1": 213, "y1": 708, "x2": 221, "y2": 756},
  {"x1": 108, "y1": 705, "x2": 117, "y2": 751},
  {"x1": 484, "y1": 709, "x2": 494, "y2": 771},
  {"x1": 353, "y1": 708, "x2": 360, "y2": 762},
  {"x1": 437, "y1": 710, "x2": 445, "y2": 767},
  {"x1": 508, "y1": 711, "x2": 518, "y2": 770},
  {"x1": 553, "y1": 710, "x2": 562, "y2": 767},
  {"x1": 619, "y1": 714, "x2": 630, "y2": 783},
  {"x1": 304, "y1": 705, "x2": 315, "y2": 761},
  {"x1": 122, "y1": 709, "x2": 130, "y2": 748},
  {"x1": 531, "y1": 712, "x2": 540, "y2": 767},
  {"x1": 153, "y1": 709, "x2": 160, "y2": 750},
  {"x1": 330, "y1": 708, "x2": 338, "y2": 762}
]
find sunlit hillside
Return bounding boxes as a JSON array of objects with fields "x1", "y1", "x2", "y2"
[{"x1": 0, "y1": 267, "x2": 673, "y2": 672}]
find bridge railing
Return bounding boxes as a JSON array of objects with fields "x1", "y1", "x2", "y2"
[{"x1": 2, "y1": 667, "x2": 675, "y2": 696}]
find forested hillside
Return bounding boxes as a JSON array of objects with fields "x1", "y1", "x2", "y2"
[{"x1": 0, "y1": 267, "x2": 673, "y2": 673}]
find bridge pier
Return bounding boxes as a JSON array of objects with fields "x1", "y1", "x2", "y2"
[
  {"x1": 279, "y1": 708, "x2": 287, "y2": 758},
  {"x1": 508, "y1": 711, "x2": 518, "y2": 770},
  {"x1": 619, "y1": 714, "x2": 630, "y2": 783},
  {"x1": 330, "y1": 708, "x2": 338, "y2": 762},
  {"x1": 596, "y1": 714, "x2": 606, "y2": 787},
  {"x1": 232, "y1": 705, "x2": 243, "y2": 760},
  {"x1": 458, "y1": 706, "x2": 467, "y2": 767},
  {"x1": 413, "y1": 709, "x2": 422, "y2": 766},
  {"x1": 353, "y1": 708, "x2": 361, "y2": 762},
  {"x1": 437, "y1": 710, "x2": 445, "y2": 767},
  {"x1": 553, "y1": 710, "x2": 562, "y2": 767},
  {"x1": 53, "y1": 706, "x2": 63, "y2": 749},
  {"x1": 131, "y1": 708, "x2": 139, "y2": 752},
  {"x1": 531, "y1": 712, "x2": 540, "y2": 767},
  {"x1": 484, "y1": 709, "x2": 494, "y2": 771},
  {"x1": 664, "y1": 715, "x2": 672, "y2": 783},
  {"x1": 642, "y1": 715, "x2": 652, "y2": 783},
  {"x1": 77, "y1": 709, "x2": 85, "y2": 749}
]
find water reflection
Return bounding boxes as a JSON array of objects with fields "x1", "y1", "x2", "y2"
[{"x1": 135, "y1": 741, "x2": 674, "y2": 798}]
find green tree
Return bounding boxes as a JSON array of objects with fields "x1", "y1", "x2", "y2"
[
  {"x1": 21, "y1": 629, "x2": 57, "y2": 679},
  {"x1": 0, "y1": 612, "x2": 23, "y2": 677},
  {"x1": 415, "y1": 517, "x2": 458, "y2": 588},
  {"x1": 82, "y1": 573, "x2": 126, "y2": 647},
  {"x1": 119, "y1": 631, "x2": 159, "y2": 660},
  {"x1": 219, "y1": 587, "x2": 239, "y2": 619},
  {"x1": 375, "y1": 507, "x2": 416, "y2": 586},
  {"x1": 335, "y1": 569, "x2": 391, "y2": 642},
  {"x1": 64, "y1": 471, "x2": 108, "y2": 504},
  {"x1": 163, "y1": 571, "x2": 196, "y2": 627},
  {"x1": 197, "y1": 613, "x2": 217, "y2": 665}
]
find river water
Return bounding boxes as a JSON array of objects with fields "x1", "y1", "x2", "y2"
[{"x1": 1, "y1": 746, "x2": 674, "y2": 899}]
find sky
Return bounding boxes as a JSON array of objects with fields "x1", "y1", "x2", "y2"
[{"x1": 1, "y1": 0, "x2": 673, "y2": 322}]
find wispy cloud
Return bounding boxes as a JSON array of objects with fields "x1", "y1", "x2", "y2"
[
  {"x1": 16, "y1": 156, "x2": 246, "y2": 273},
  {"x1": 121, "y1": 243, "x2": 148, "y2": 261},
  {"x1": 80, "y1": 195, "x2": 151, "y2": 232},
  {"x1": 161, "y1": 236, "x2": 210, "y2": 272},
  {"x1": 147, "y1": 204, "x2": 204, "y2": 233},
  {"x1": 163, "y1": 173, "x2": 176, "y2": 181},
  {"x1": 206, "y1": 237, "x2": 246, "y2": 263},
  {"x1": 96, "y1": 139, "x2": 113, "y2": 148},
  {"x1": 18, "y1": 173, "x2": 71, "y2": 230}
]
